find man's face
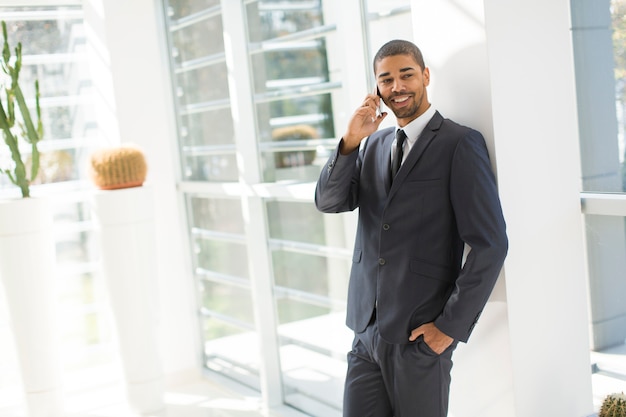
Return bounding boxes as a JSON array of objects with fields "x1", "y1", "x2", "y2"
[{"x1": 375, "y1": 54, "x2": 431, "y2": 127}]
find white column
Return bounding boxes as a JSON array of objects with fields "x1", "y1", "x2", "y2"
[
  {"x1": 411, "y1": 2, "x2": 514, "y2": 416},
  {"x1": 0, "y1": 198, "x2": 63, "y2": 417},
  {"x1": 91, "y1": 186, "x2": 163, "y2": 413},
  {"x1": 83, "y1": 0, "x2": 199, "y2": 386},
  {"x1": 412, "y1": 0, "x2": 595, "y2": 415},
  {"x1": 483, "y1": 0, "x2": 594, "y2": 416}
]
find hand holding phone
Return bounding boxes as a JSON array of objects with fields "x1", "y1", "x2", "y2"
[{"x1": 343, "y1": 87, "x2": 387, "y2": 153}]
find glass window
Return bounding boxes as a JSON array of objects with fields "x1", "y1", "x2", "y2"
[
  {"x1": 202, "y1": 316, "x2": 261, "y2": 389},
  {"x1": 165, "y1": 1, "x2": 237, "y2": 183},
  {"x1": 176, "y1": 63, "x2": 230, "y2": 105},
  {"x1": 613, "y1": 0, "x2": 626, "y2": 192},
  {"x1": 573, "y1": 0, "x2": 626, "y2": 406},
  {"x1": 185, "y1": 193, "x2": 259, "y2": 388},
  {"x1": 365, "y1": 0, "x2": 413, "y2": 57},
  {"x1": 266, "y1": 199, "x2": 352, "y2": 413},
  {"x1": 188, "y1": 196, "x2": 245, "y2": 233},
  {"x1": 168, "y1": 0, "x2": 221, "y2": 18},
  {"x1": 272, "y1": 252, "x2": 333, "y2": 296},
  {"x1": 164, "y1": 0, "x2": 262, "y2": 389},
  {"x1": 163, "y1": 0, "x2": 411, "y2": 414},
  {"x1": 171, "y1": 17, "x2": 224, "y2": 63},
  {"x1": 195, "y1": 239, "x2": 249, "y2": 278},
  {"x1": 245, "y1": 1, "x2": 338, "y2": 184},
  {"x1": 575, "y1": 0, "x2": 624, "y2": 193},
  {"x1": 574, "y1": 0, "x2": 626, "y2": 344},
  {"x1": 180, "y1": 108, "x2": 234, "y2": 147},
  {"x1": 200, "y1": 281, "x2": 255, "y2": 325},
  {"x1": 267, "y1": 200, "x2": 327, "y2": 243}
]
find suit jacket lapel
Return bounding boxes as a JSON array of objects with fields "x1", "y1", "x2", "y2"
[
  {"x1": 380, "y1": 130, "x2": 395, "y2": 192},
  {"x1": 388, "y1": 111, "x2": 443, "y2": 196}
]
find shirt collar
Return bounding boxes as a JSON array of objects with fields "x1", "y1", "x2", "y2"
[{"x1": 396, "y1": 104, "x2": 436, "y2": 145}]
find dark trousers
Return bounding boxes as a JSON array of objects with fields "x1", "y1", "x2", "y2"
[{"x1": 343, "y1": 316, "x2": 457, "y2": 417}]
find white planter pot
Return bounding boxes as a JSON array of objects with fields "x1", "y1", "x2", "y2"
[
  {"x1": 0, "y1": 197, "x2": 63, "y2": 417},
  {"x1": 91, "y1": 186, "x2": 164, "y2": 414}
]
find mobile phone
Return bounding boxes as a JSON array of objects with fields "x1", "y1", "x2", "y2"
[{"x1": 376, "y1": 86, "x2": 383, "y2": 117}]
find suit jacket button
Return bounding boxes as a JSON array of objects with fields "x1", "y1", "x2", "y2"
[
  {"x1": 378, "y1": 258, "x2": 386, "y2": 265},
  {"x1": 382, "y1": 224, "x2": 390, "y2": 230}
]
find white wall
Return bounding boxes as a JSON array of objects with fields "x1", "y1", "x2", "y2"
[
  {"x1": 412, "y1": 0, "x2": 595, "y2": 416},
  {"x1": 411, "y1": 2, "x2": 514, "y2": 416},
  {"x1": 484, "y1": 0, "x2": 594, "y2": 413},
  {"x1": 83, "y1": 0, "x2": 199, "y2": 384}
]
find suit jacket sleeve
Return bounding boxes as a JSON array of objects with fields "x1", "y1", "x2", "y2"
[
  {"x1": 434, "y1": 129, "x2": 508, "y2": 342},
  {"x1": 314, "y1": 139, "x2": 362, "y2": 213}
]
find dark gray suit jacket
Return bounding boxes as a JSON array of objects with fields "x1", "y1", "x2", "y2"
[{"x1": 315, "y1": 111, "x2": 508, "y2": 344}]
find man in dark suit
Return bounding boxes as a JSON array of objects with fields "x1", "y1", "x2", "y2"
[{"x1": 315, "y1": 39, "x2": 508, "y2": 417}]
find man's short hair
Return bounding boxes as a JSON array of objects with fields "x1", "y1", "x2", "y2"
[{"x1": 373, "y1": 39, "x2": 426, "y2": 72}]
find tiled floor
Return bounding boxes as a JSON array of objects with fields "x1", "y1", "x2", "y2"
[
  {"x1": 68, "y1": 380, "x2": 267, "y2": 417},
  {"x1": 0, "y1": 375, "x2": 308, "y2": 417},
  {"x1": 2, "y1": 344, "x2": 625, "y2": 417}
]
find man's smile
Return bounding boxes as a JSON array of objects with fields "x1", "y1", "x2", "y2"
[{"x1": 390, "y1": 94, "x2": 412, "y2": 106}]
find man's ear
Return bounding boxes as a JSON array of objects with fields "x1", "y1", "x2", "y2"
[{"x1": 423, "y1": 67, "x2": 431, "y2": 86}]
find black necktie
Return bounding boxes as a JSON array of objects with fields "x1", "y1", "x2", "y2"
[{"x1": 391, "y1": 129, "x2": 407, "y2": 179}]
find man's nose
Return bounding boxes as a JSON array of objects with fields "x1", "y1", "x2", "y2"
[{"x1": 392, "y1": 80, "x2": 405, "y2": 92}]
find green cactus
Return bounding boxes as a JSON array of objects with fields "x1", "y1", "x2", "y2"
[
  {"x1": 600, "y1": 392, "x2": 626, "y2": 417},
  {"x1": 0, "y1": 20, "x2": 43, "y2": 198}
]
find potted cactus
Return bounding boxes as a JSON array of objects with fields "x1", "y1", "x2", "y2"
[
  {"x1": 600, "y1": 392, "x2": 626, "y2": 417},
  {"x1": 0, "y1": 20, "x2": 63, "y2": 416},
  {"x1": 0, "y1": 20, "x2": 43, "y2": 198},
  {"x1": 88, "y1": 144, "x2": 148, "y2": 190},
  {"x1": 272, "y1": 124, "x2": 318, "y2": 168}
]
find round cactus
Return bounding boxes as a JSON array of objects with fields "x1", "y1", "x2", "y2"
[
  {"x1": 272, "y1": 124, "x2": 318, "y2": 168},
  {"x1": 600, "y1": 392, "x2": 626, "y2": 417},
  {"x1": 89, "y1": 145, "x2": 147, "y2": 190}
]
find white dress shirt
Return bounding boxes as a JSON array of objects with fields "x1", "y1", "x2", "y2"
[{"x1": 391, "y1": 104, "x2": 437, "y2": 166}]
